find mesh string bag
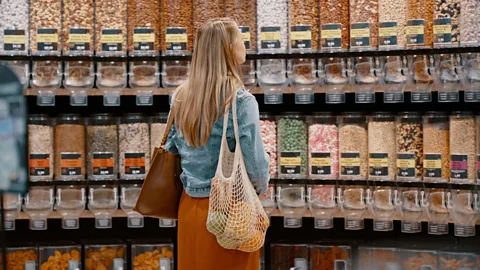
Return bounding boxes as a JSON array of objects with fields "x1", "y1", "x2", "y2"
[{"x1": 206, "y1": 91, "x2": 269, "y2": 252}]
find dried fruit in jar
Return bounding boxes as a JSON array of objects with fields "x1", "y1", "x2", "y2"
[
  {"x1": 85, "y1": 246, "x2": 125, "y2": 270},
  {"x1": 133, "y1": 248, "x2": 173, "y2": 270},
  {"x1": 6, "y1": 249, "x2": 38, "y2": 270},
  {"x1": 40, "y1": 249, "x2": 80, "y2": 270}
]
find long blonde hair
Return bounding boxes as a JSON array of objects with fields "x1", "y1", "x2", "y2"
[{"x1": 172, "y1": 18, "x2": 244, "y2": 148}]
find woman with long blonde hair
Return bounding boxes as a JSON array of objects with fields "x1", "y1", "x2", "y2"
[{"x1": 165, "y1": 18, "x2": 270, "y2": 269}]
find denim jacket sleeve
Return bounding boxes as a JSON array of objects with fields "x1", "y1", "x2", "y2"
[{"x1": 237, "y1": 95, "x2": 270, "y2": 194}]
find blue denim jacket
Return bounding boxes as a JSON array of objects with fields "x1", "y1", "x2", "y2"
[{"x1": 165, "y1": 89, "x2": 270, "y2": 198}]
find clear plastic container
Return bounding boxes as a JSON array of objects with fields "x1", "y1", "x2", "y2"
[
  {"x1": 434, "y1": 0, "x2": 459, "y2": 45},
  {"x1": 65, "y1": 61, "x2": 95, "y2": 106},
  {"x1": 422, "y1": 189, "x2": 449, "y2": 235},
  {"x1": 0, "y1": 0, "x2": 29, "y2": 55},
  {"x1": 310, "y1": 245, "x2": 351, "y2": 270},
  {"x1": 257, "y1": 0, "x2": 288, "y2": 53},
  {"x1": 378, "y1": 0, "x2": 407, "y2": 48},
  {"x1": 97, "y1": 62, "x2": 128, "y2": 106},
  {"x1": 39, "y1": 245, "x2": 81, "y2": 270},
  {"x1": 260, "y1": 113, "x2": 277, "y2": 178},
  {"x1": 56, "y1": 187, "x2": 86, "y2": 230},
  {"x1": 308, "y1": 185, "x2": 337, "y2": 229},
  {"x1": 339, "y1": 113, "x2": 368, "y2": 180},
  {"x1": 338, "y1": 186, "x2": 367, "y2": 230},
  {"x1": 54, "y1": 114, "x2": 86, "y2": 181},
  {"x1": 119, "y1": 114, "x2": 150, "y2": 179},
  {"x1": 368, "y1": 112, "x2": 396, "y2": 181},
  {"x1": 28, "y1": 114, "x2": 54, "y2": 181},
  {"x1": 131, "y1": 243, "x2": 174, "y2": 270},
  {"x1": 88, "y1": 186, "x2": 118, "y2": 229},
  {"x1": 320, "y1": 0, "x2": 349, "y2": 50},
  {"x1": 435, "y1": 54, "x2": 460, "y2": 102},
  {"x1": 270, "y1": 243, "x2": 309, "y2": 270},
  {"x1": 277, "y1": 185, "x2": 307, "y2": 228},
  {"x1": 62, "y1": 0, "x2": 94, "y2": 55},
  {"x1": 23, "y1": 187, "x2": 54, "y2": 230},
  {"x1": 2, "y1": 193, "x2": 22, "y2": 230},
  {"x1": 277, "y1": 113, "x2": 308, "y2": 179},
  {"x1": 406, "y1": 0, "x2": 434, "y2": 48},
  {"x1": 150, "y1": 113, "x2": 169, "y2": 156},
  {"x1": 410, "y1": 55, "x2": 434, "y2": 102},
  {"x1": 459, "y1": 0, "x2": 478, "y2": 45},
  {"x1": 438, "y1": 251, "x2": 478, "y2": 269},
  {"x1": 241, "y1": 60, "x2": 257, "y2": 91},
  {"x1": 257, "y1": 59, "x2": 288, "y2": 104},
  {"x1": 87, "y1": 114, "x2": 119, "y2": 180},
  {"x1": 127, "y1": 0, "x2": 160, "y2": 54},
  {"x1": 85, "y1": 244, "x2": 127, "y2": 270},
  {"x1": 129, "y1": 61, "x2": 159, "y2": 94},
  {"x1": 367, "y1": 187, "x2": 395, "y2": 231},
  {"x1": 30, "y1": 0, "x2": 62, "y2": 55},
  {"x1": 354, "y1": 57, "x2": 378, "y2": 103},
  {"x1": 450, "y1": 112, "x2": 476, "y2": 183},
  {"x1": 396, "y1": 188, "x2": 423, "y2": 233},
  {"x1": 359, "y1": 247, "x2": 402, "y2": 269},
  {"x1": 259, "y1": 184, "x2": 276, "y2": 217},
  {"x1": 121, "y1": 185, "x2": 144, "y2": 228},
  {"x1": 288, "y1": 58, "x2": 317, "y2": 104},
  {"x1": 31, "y1": 61, "x2": 62, "y2": 106},
  {"x1": 161, "y1": 61, "x2": 190, "y2": 101},
  {"x1": 226, "y1": 0, "x2": 257, "y2": 53},
  {"x1": 401, "y1": 249, "x2": 438, "y2": 269},
  {"x1": 396, "y1": 112, "x2": 423, "y2": 182},
  {"x1": 423, "y1": 112, "x2": 449, "y2": 182},
  {"x1": 350, "y1": 0, "x2": 379, "y2": 49},
  {"x1": 193, "y1": 0, "x2": 224, "y2": 46},
  {"x1": 95, "y1": 0, "x2": 127, "y2": 56},
  {"x1": 382, "y1": 56, "x2": 408, "y2": 102},
  {"x1": 464, "y1": 55, "x2": 480, "y2": 102},
  {"x1": 308, "y1": 113, "x2": 339, "y2": 180},
  {"x1": 161, "y1": 0, "x2": 193, "y2": 54},
  {"x1": 288, "y1": 0, "x2": 319, "y2": 52},
  {"x1": 319, "y1": 58, "x2": 349, "y2": 103},
  {"x1": 6, "y1": 247, "x2": 38, "y2": 269}
]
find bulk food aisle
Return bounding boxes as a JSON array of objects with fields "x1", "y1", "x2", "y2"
[{"x1": 2, "y1": 0, "x2": 480, "y2": 269}]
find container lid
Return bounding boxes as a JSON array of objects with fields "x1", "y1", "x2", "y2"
[
  {"x1": 57, "y1": 114, "x2": 82, "y2": 124},
  {"x1": 370, "y1": 112, "x2": 394, "y2": 121},
  {"x1": 398, "y1": 112, "x2": 421, "y2": 118},
  {"x1": 259, "y1": 112, "x2": 273, "y2": 119},
  {"x1": 451, "y1": 111, "x2": 474, "y2": 117},
  {"x1": 122, "y1": 113, "x2": 146, "y2": 123},
  {"x1": 151, "y1": 113, "x2": 169, "y2": 123},
  {"x1": 90, "y1": 113, "x2": 115, "y2": 126},
  {"x1": 28, "y1": 114, "x2": 51, "y2": 125},
  {"x1": 341, "y1": 112, "x2": 365, "y2": 118}
]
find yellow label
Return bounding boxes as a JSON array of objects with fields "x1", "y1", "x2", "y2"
[
  {"x1": 369, "y1": 157, "x2": 389, "y2": 167},
  {"x1": 397, "y1": 159, "x2": 415, "y2": 168},
  {"x1": 242, "y1": 32, "x2": 251, "y2": 43},
  {"x1": 261, "y1": 31, "x2": 281, "y2": 41},
  {"x1": 134, "y1": 33, "x2": 155, "y2": 43},
  {"x1": 69, "y1": 34, "x2": 90, "y2": 43},
  {"x1": 321, "y1": 29, "x2": 341, "y2": 39},
  {"x1": 379, "y1": 27, "x2": 397, "y2": 37},
  {"x1": 291, "y1": 31, "x2": 311, "y2": 41},
  {"x1": 424, "y1": 159, "x2": 441, "y2": 169},
  {"x1": 407, "y1": 25, "x2": 424, "y2": 35},
  {"x1": 350, "y1": 28, "x2": 370, "y2": 38},
  {"x1": 166, "y1": 34, "x2": 188, "y2": 43},
  {"x1": 434, "y1": 25, "x2": 451, "y2": 35},
  {"x1": 280, "y1": 157, "x2": 301, "y2": 166},
  {"x1": 311, "y1": 158, "x2": 331, "y2": 167},
  {"x1": 102, "y1": 34, "x2": 123, "y2": 43},
  {"x1": 4, "y1": 35, "x2": 25, "y2": 44},
  {"x1": 37, "y1": 34, "x2": 58, "y2": 43},
  {"x1": 341, "y1": 158, "x2": 360, "y2": 167}
]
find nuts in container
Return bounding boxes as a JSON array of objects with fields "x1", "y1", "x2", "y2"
[
  {"x1": 320, "y1": 0, "x2": 349, "y2": 50},
  {"x1": 127, "y1": 0, "x2": 160, "y2": 53},
  {"x1": 161, "y1": 0, "x2": 193, "y2": 53},
  {"x1": 32, "y1": 61, "x2": 61, "y2": 88},
  {"x1": 289, "y1": 0, "x2": 319, "y2": 51},
  {"x1": 396, "y1": 112, "x2": 423, "y2": 181},
  {"x1": 30, "y1": 0, "x2": 62, "y2": 55},
  {"x1": 193, "y1": 0, "x2": 225, "y2": 44},
  {"x1": 368, "y1": 112, "x2": 396, "y2": 181},
  {"x1": 423, "y1": 112, "x2": 450, "y2": 182},
  {"x1": 62, "y1": 0, "x2": 94, "y2": 55},
  {"x1": 28, "y1": 114, "x2": 54, "y2": 181},
  {"x1": 95, "y1": 0, "x2": 127, "y2": 55}
]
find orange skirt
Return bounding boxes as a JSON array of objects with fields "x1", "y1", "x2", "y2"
[{"x1": 177, "y1": 191, "x2": 260, "y2": 270}]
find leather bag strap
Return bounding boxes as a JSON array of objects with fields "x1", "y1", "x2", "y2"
[{"x1": 159, "y1": 105, "x2": 175, "y2": 147}]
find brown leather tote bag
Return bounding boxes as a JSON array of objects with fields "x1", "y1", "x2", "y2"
[{"x1": 133, "y1": 108, "x2": 183, "y2": 219}]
